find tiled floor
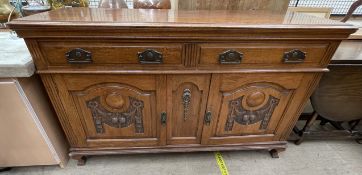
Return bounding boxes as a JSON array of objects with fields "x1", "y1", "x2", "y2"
[{"x1": 4, "y1": 140, "x2": 362, "y2": 175}]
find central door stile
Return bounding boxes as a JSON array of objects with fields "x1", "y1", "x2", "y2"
[{"x1": 157, "y1": 75, "x2": 167, "y2": 146}]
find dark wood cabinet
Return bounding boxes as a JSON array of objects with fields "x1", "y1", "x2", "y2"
[{"x1": 8, "y1": 8, "x2": 356, "y2": 165}]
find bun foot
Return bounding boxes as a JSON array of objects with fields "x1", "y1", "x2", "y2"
[
  {"x1": 72, "y1": 155, "x2": 87, "y2": 166},
  {"x1": 269, "y1": 148, "x2": 285, "y2": 158}
]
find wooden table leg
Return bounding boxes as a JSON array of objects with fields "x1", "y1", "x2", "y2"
[{"x1": 295, "y1": 112, "x2": 319, "y2": 145}]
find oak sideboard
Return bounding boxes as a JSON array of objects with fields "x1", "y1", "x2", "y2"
[{"x1": 8, "y1": 8, "x2": 357, "y2": 165}]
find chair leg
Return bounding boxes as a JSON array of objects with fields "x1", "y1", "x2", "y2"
[
  {"x1": 355, "y1": 130, "x2": 362, "y2": 144},
  {"x1": 329, "y1": 121, "x2": 345, "y2": 130},
  {"x1": 349, "y1": 120, "x2": 360, "y2": 130},
  {"x1": 295, "y1": 112, "x2": 318, "y2": 145},
  {"x1": 341, "y1": 0, "x2": 362, "y2": 22},
  {"x1": 320, "y1": 117, "x2": 328, "y2": 126},
  {"x1": 293, "y1": 126, "x2": 300, "y2": 134}
]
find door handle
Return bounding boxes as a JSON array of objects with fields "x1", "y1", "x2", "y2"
[
  {"x1": 182, "y1": 88, "x2": 191, "y2": 121},
  {"x1": 161, "y1": 112, "x2": 167, "y2": 126},
  {"x1": 204, "y1": 111, "x2": 212, "y2": 126}
]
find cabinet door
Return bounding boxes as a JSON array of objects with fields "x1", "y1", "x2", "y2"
[
  {"x1": 201, "y1": 73, "x2": 304, "y2": 145},
  {"x1": 166, "y1": 75, "x2": 211, "y2": 145},
  {"x1": 46, "y1": 74, "x2": 166, "y2": 148}
]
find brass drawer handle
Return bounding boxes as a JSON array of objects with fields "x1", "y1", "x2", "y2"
[
  {"x1": 219, "y1": 50, "x2": 243, "y2": 64},
  {"x1": 65, "y1": 48, "x2": 92, "y2": 64},
  {"x1": 283, "y1": 49, "x2": 306, "y2": 63},
  {"x1": 138, "y1": 49, "x2": 163, "y2": 64}
]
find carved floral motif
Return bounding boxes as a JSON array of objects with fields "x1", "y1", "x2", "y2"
[
  {"x1": 225, "y1": 95, "x2": 279, "y2": 131},
  {"x1": 86, "y1": 96, "x2": 145, "y2": 134}
]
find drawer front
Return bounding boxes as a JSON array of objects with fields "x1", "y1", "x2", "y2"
[
  {"x1": 44, "y1": 74, "x2": 167, "y2": 148},
  {"x1": 201, "y1": 73, "x2": 304, "y2": 145},
  {"x1": 198, "y1": 42, "x2": 330, "y2": 68},
  {"x1": 38, "y1": 41, "x2": 184, "y2": 68}
]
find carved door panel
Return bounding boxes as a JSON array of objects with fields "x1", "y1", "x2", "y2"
[
  {"x1": 60, "y1": 74, "x2": 166, "y2": 147},
  {"x1": 166, "y1": 75, "x2": 211, "y2": 145},
  {"x1": 202, "y1": 73, "x2": 304, "y2": 145}
]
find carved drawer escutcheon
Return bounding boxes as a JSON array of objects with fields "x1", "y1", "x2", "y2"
[{"x1": 86, "y1": 96, "x2": 145, "y2": 134}]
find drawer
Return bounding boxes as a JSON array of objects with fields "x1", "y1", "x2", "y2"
[
  {"x1": 198, "y1": 42, "x2": 330, "y2": 68},
  {"x1": 38, "y1": 40, "x2": 184, "y2": 69}
]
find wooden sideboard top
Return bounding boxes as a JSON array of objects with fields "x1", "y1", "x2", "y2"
[
  {"x1": 8, "y1": 8, "x2": 358, "y2": 40},
  {"x1": 8, "y1": 8, "x2": 356, "y2": 30}
]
